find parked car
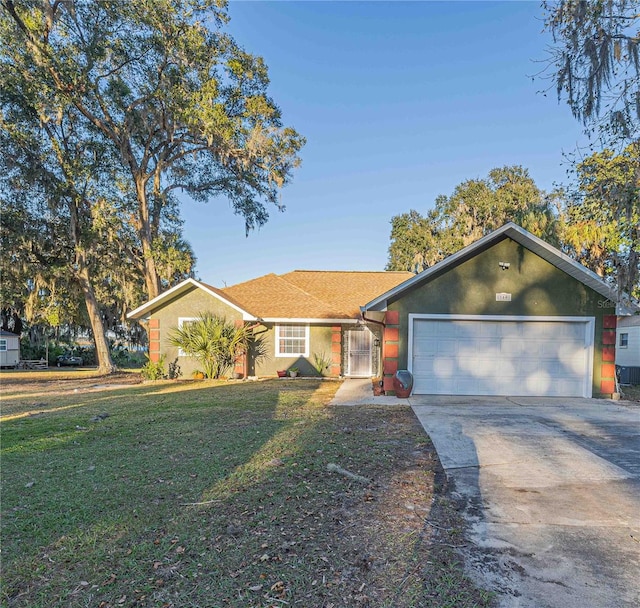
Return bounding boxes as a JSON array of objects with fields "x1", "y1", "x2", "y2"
[{"x1": 56, "y1": 353, "x2": 83, "y2": 367}]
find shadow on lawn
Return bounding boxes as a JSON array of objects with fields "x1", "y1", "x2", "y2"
[
  {"x1": 2, "y1": 378, "x2": 494, "y2": 608},
  {"x1": 1, "y1": 380, "x2": 329, "y2": 593}
]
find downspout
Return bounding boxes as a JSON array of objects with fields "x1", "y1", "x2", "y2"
[{"x1": 360, "y1": 308, "x2": 386, "y2": 328}]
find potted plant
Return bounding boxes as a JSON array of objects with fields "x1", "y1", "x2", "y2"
[
  {"x1": 192, "y1": 370, "x2": 205, "y2": 380},
  {"x1": 277, "y1": 370, "x2": 287, "y2": 378},
  {"x1": 288, "y1": 367, "x2": 299, "y2": 378}
]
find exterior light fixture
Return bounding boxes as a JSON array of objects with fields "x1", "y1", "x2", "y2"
[{"x1": 499, "y1": 262, "x2": 510, "y2": 270}]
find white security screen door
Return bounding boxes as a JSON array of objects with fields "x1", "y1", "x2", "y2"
[{"x1": 348, "y1": 328, "x2": 373, "y2": 377}]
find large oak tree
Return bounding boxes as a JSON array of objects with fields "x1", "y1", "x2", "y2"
[
  {"x1": 0, "y1": 68, "x2": 130, "y2": 371},
  {"x1": 541, "y1": 1, "x2": 639, "y2": 301},
  {"x1": 2, "y1": 0, "x2": 304, "y2": 300},
  {"x1": 542, "y1": 0, "x2": 640, "y2": 147}
]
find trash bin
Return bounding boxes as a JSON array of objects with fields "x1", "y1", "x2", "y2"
[{"x1": 393, "y1": 370, "x2": 413, "y2": 398}]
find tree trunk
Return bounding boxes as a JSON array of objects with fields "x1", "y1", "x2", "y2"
[
  {"x1": 66, "y1": 188, "x2": 116, "y2": 373},
  {"x1": 141, "y1": 234, "x2": 161, "y2": 300},
  {"x1": 76, "y1": 265, "x2": 116, "y2": 374},
  {"x1": 135, "y1": 176, "x2": 161, "y2": 300}
]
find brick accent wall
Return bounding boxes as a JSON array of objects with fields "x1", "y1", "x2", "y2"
[
  {"x1": 330, "y1": 325, "x2": 342, "y2": 376},
  {"x1": 148, "y1": 318, "x2": 161, "y2": 363},
  {"x1": 600, "y1": 315, "x2": 617, "y2": 395},
  {"x1": 382, "y1": 310, "x2": 400, "y2": 394}
]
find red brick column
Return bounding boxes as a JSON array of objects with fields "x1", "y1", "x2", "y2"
[
  {"x1": 330, "y1": 326, "x2": 342, "y2": 377},
  {"x1": 600, "y1": 315, "x2": 617, "y2": 395},
  {"x1": 382, "y1": 310, "x2": 400, "y2": 394},
  {"x1": 149, "y1": 318, "x2": 161, "y2": 363}
]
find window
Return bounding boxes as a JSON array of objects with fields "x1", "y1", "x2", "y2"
[
  {"x1": 0, "y1": 339, "x2": 6, "y2": 352},
  {"x1": 619, "y1": 333, "x2": 629, "y2": 348},
  {"x1": 276, "y1": 324, "x2": 309, "y2": 357},
  {"x1": 177, "y1": 317, "x2": 198, "y2": 356}
]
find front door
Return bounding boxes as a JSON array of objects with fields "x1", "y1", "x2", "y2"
[{"x1": 348, "y1": 327, "x2": 372, "y2": 377}]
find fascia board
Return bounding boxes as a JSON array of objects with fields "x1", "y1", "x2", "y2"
[{"x1": 257, "y1": 318, "x2": 361, "y2": 324}]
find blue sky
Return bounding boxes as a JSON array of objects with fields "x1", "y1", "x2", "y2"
[{"x1": 181, "y1": 1, "x2": 587, "y2": 287}]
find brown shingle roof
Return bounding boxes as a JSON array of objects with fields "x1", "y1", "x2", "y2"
[
  {"x1": 281, "y1": 270, "x2": 414, "y2": 317},
  {"x1": 222, "y1": 270, "x2": 413, "y2": 319}
]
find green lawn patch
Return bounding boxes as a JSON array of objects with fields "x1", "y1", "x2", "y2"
[{"x1": 1, "y1": 377, "x2": 493, "y2": 607}]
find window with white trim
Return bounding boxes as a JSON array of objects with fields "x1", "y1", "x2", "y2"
[
  {"x1": 275, "y1": 324, "x2": 309, "y2": 357},
  {"x1": 619, "y1": 332, "x2": 629, "y2": 348},
  {"x1": 177, "y1": 317, "x2": 198, "y2": 357},
  {"x1": 0, "y1": 339, "x2": 6, "y2": 352}
]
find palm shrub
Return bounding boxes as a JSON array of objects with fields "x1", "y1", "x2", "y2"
[
  {"x1": 141, "y1": 353, "x2": 166, "y2": 380},
  {"x1": 168, "y1": 313, "x2": 261, "y2": 379}
]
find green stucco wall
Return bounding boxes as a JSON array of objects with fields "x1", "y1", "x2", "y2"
[
  {"x1": 253, "y1": 323, "x2": 334, "y2": 377},
  {"x1": 387, "y1": 238, "x2": 614, "y2": 396},
  {"x1": 151, "y1": 288, "x2": 339, "y2": 377},
  {"x1": 152, "y1": 286, "x2": 243, "y2": 378}
]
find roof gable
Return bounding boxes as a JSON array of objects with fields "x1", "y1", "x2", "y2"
[
  {"x1": 126, "y1": 278, "x2": 254, "y2": 321},
  {"x1": 362, "y1": 222, "x2": 629, "y2": 313}
]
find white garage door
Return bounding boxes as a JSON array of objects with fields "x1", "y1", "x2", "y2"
[{"x1": 410, "y1": 316, "x2": 593, "y2": 397}]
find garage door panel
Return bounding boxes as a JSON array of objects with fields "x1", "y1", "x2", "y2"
[
  {"x1": 531, "y1": 323, "x2": 553, "y2": 338},
  {"x1": 435, "y1": 378, "x2": 455, "y2": 393},
  {"x1": 455, "y1": 377, "x2": 481, "y2": 394},
  {"x1": 413, "y1": 339, "x2": 436, "y2": 356},
  {"x1": 561, "y1": 323, "x2": 585, "y2": 339},
  {"x1": 411, "y1": 318, "x2": 590, "y2": 397},
  {"x1": 436, "y1": 339, "x2": 458, "y2": 355},
  {"x1": 466, "y1": 339, "x2": 499, "y2": 356},
  {"x1": 524, "y1": 340, "x2": 544, "y2": 356},
  {"x1": 459, "y1": 354, "x2": 499, "y2": 376},
  {"x1": 500, "y1": 339, "x2": 522, "y2": 355},
  {"x1": 498, "y1": 323, "x2": 521, "y2": 338}
]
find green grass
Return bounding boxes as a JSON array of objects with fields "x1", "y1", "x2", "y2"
[{"x1": 1, "y1": 377, "x2": 493, "y2": 608}]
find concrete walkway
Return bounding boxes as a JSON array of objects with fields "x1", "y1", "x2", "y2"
[{"x1": 328, "y1": 378, "x2": 399, "y2": 406}]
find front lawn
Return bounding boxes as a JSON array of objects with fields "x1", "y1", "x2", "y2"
[{"x1": 1, "y1": 376, "x2": 493, "y2": 607}]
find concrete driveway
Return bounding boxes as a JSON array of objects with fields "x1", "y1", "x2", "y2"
[{"x1": 411, "y1": 396, "x2": 640, "y2": 608}]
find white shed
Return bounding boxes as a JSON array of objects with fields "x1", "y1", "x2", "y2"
[
  {"x1": 0, "y1": 330, "x2": 20, "y2": 368},
  {"x1": 616, "y1": 316, "x2": 640, "y2": 384},
  {"x1": 616, "y1": 316, "x2": 640, "y2": 367}
]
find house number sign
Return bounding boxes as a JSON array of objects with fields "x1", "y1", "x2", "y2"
[{"x1": 496, "y1": 292, "x2": 512, "y2": 302}]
